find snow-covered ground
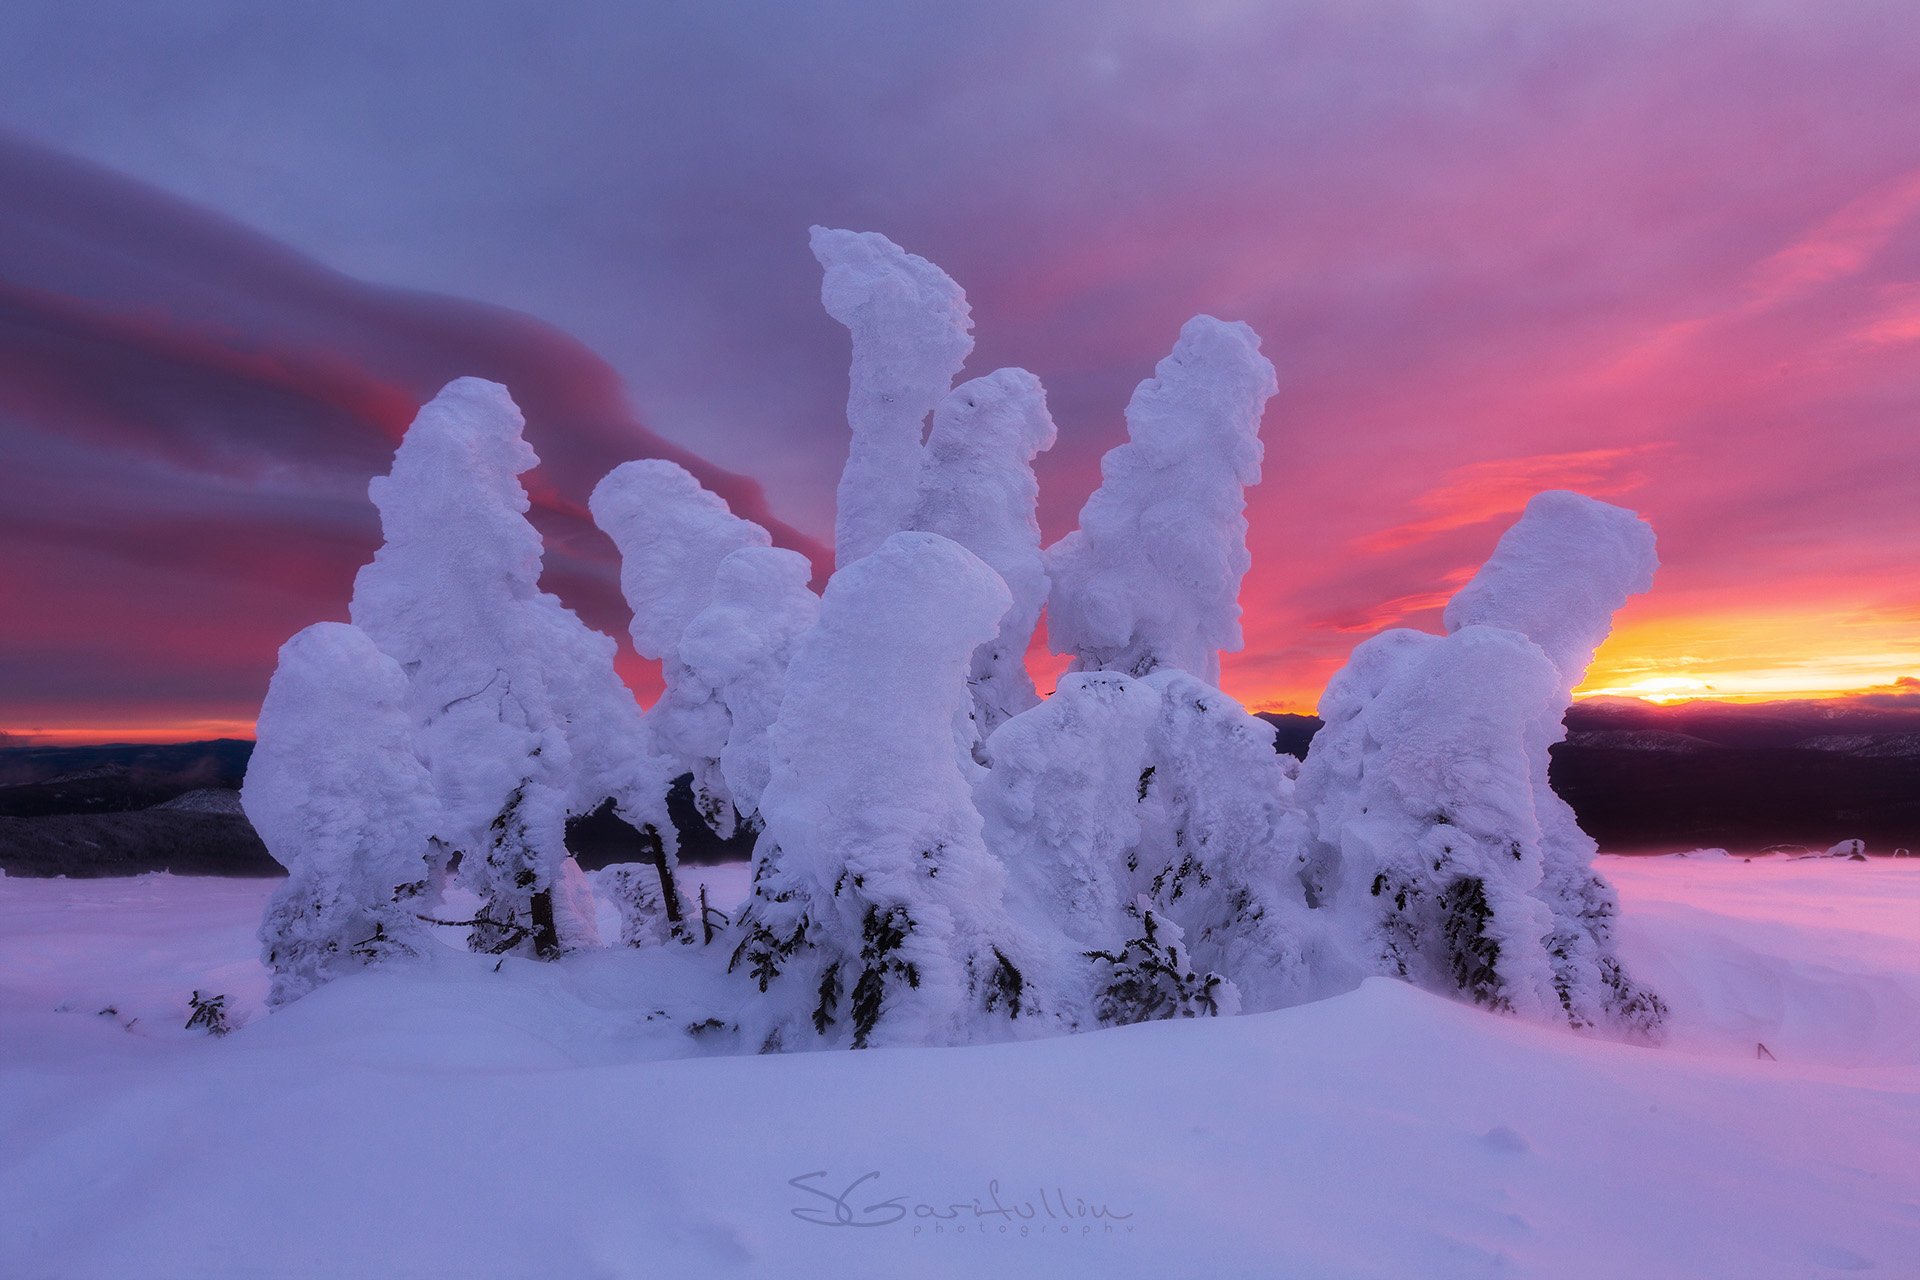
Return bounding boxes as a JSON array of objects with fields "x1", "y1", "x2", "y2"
[{"x1": 1, "y1": 857, "x2": 1915, "y2": 1279}]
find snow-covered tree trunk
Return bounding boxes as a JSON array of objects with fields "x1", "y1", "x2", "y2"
[
  {"x1": 904, "y1": 367, "x2": 1058, "y2": 745},
  {"x1": 1046, "y1": 316, "x2": 1278, "y2": 684},
  {"x1": 810, "y1": 226, "x2": 973, "y2": 570},
  {"x1": 729, "y1": 531, "x2": 1052, "y2": 1050},
  {"x1": 245, "y1": 623, "x2": 438, "y2": 1006}
]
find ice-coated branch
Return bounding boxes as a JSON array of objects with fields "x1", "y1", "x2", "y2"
[
  {"x1": 810, "y1": 226, "x2": 973, "y2": 569},
  {"x1": 1046, "y1": 315, "x2": 1278, "y2": 686}
]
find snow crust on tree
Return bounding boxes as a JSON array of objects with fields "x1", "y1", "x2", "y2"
[
  {"x1": 590, "y1": 460, "x2": 809, "y2": 834},
  {"x1": 1131, "y1": 668, "x2": 1319, "y2": 1014},
  {"x1": 1300, "y1": 626, "x2": 1567, "y2": 1018},
  {"x1": 810, "y1": 226, "x2": 973, "y2": 569},
  {"x1": 903, "y1": 367, "x2": 1058, "y2": 741},
  {"x1": 1299, "y1": 494, "x2": 1665, "y2": 1034},
  {"x1": 588, "y1": 459, "x2": 774, "y2": 661},
  {"x1": 981, "y1": 668, "x2": 1318, "y2": 1024},
  {"x1": 675, "y1": 546, "x2": 821, "y2": 820},
  {"x1": 730, "y1": 531, "x2": 1047, "y2": 1050},
  {"x1": 1046, "y1": 316, "x2": 1278, "y2": 684},
  {"x1": 1443, "y1": 489, "x2": 1658, "y2": 685},
  {"x1": 351, "y1": 378, "x2": 669, "y2": 954},
  {"x1": 978, "y1": 671, "x2": 1161, "y2": 958},
  {"x1": 246, "y1": 623, "x2": 437, "y2": 1006}
]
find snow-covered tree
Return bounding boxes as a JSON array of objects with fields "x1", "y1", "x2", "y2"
[
  {"x1": 904, "y1": 368, "x2": 1058, "y2": 744},
  {"x1": 1444, "y1": 489, "x2": 1660, "y2": 686},
  {"x1": 590, "y1": 458, "x2": 777, "y2": 837},
  {"x1": 1130, "y1": 669, "x2": 1319, "y2": 1015},
  {"x1": 1447, "y1": 491, "x2": 1665, "y2": 1034},
  {"x1": 1046, "y1": 316, "x2": 1278, "y2": 684},
  {"x1": 978, "y1": 671, "x2": 1161, "y2": 957},
  {"x1": 730, "y1": 531, "x2": 1050, "y2": 1050},
  {"x1": 675, "y1": 545, "x2": 821, "y2": 821},
  {"x1": 980, "y1": 667, "x2": 1318, "y2": 1024},
  {"x1": 352, "y1": 378, "x2": 672, "y2": 956},
  {"x1": 245, "y1": 623, "x2": 437, "y2": 1006},
  {"x1": 1298, "y1": 625, "x2": 1568, "y2": 1018},
  {"x1": 811, "y1": 226, "x2": 973, "y2": 569},
  {"x1": 1298, "y1": 492, "x2": 1665, "y2": 1035}
]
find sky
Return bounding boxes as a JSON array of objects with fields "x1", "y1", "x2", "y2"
[{"x1": 2, "y1": 0, "x2": 1917, "y2": 742}]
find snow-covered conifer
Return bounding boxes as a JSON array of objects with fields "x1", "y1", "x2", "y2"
[
  {"x1": 1447, "y1": 491, "x2": 1665, "y2": 1033},
  {"x1": 1444, "y1": 489, "x2": 1659, "y2": 685},
  {"x1": 904, "y1": 368, "x2": 1058, "y2": 742},
  {"x1": 977, "y1": 671, "x2": 1160, "y2": 956},
  {"x1": 730, "y1": 531, "x2": 1048, "y2": 1050},
  {"x1": 675, "y1": 546, "x2": 821, "y2": 820},
  {"x1": 352, "y1": 378, "x2": 671, "y2": 956},
  {"x1": 1299, "y1": 626, "x2": 1567, "y2": 1018},
  {"x1": 1299, "y1": 492, "x2": 1665, "y2": 1034},
  {"x1": 810, "y1": 226, "x2": 973, "y2": 569},
  {"x1": 1130, "y1": 669, "x2": 1318, "y2": 1014},
  {"x1": 980, "y1": 667, "x2": 1317, "y2": 1023},
  {"x1": 589, "y1": 459, "x2": 804, "y2": 836},
  {"x1": 246, "y1": 623, "x2": 437, "y2": 1006},
  {"x1": 1046, "y1": 316, "x2": 1277, "y2": 684}
]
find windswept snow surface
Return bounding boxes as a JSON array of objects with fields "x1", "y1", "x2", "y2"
[{"x1": 2, "y1": 859, "x2": 1917, "y2": 1279}]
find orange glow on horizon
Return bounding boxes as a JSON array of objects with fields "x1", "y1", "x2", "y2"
[
  {"x1": 2, "y1": 719, "x2": 258, "y2": 747},
  {"x1": 1234, "y1": 602, "x2": 1920, "y2": 715}
]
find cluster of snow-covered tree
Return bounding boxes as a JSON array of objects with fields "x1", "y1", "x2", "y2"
[{"x1": 244, "y1": 227, "x2": 1666, "y2": 1049}]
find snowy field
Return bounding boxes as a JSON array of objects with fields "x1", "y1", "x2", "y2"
[{"x1": 1, "y1": 857, "x2": 1916, "y2": 1280}]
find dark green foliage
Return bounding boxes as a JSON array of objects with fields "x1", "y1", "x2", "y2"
[
  {"x1": 813, "y1": 962, "x2": 842, "y2": 1034},
  {"x1": 981, "y1": 948, "x2": 1024, "y2": 1018},
  {"x1": 185, "y1": 990, "x2": 231, "y2": 1036},
  {"x1": 849, "y1": 904, "x2": 917, "y2": 1049},
  {"x1": 728, "y1": 847, "x2": 809, "y2": 991},
  {"x1": 1439, "y1": 876, "x2": 1508, "y2": 1011},
  {"x1": 1599, "y1": 957, "x2": 1668, "y2": 1033},
  {"x1": 467, "y1": 896, "x2": 530, "y2": 955},
  {"x1": 1087, "y1": 905, "x2": 1231, "y2": 1025}
]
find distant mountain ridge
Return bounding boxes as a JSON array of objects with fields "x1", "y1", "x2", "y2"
[
  {"x1": 5, "y1": 694, "x2": 1917, "y2": 874},
  {"x1": 1260, "y1": 695, "x2": 1920, "y2": 854}
]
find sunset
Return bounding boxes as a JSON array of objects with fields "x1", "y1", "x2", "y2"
[
  {"x1": 4, "y1": 4, "x2": 1919, "y2": 739},
  {"x1": 3, "y1": 4, "x2": 1917, "y2": 1277}
]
